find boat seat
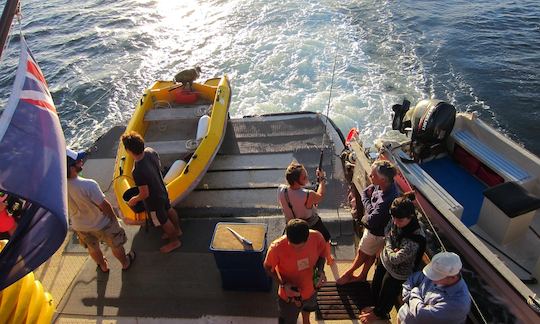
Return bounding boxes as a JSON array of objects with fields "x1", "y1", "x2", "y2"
[
  {"x1": 145, "y1": 140, "x2": 197, "y2": 155},
  {"x1": 477, "y1": 181, "x2": 540, "y2": 244},
  {"x1": 144, "y1": 105, "x2": 210, "y2": 122},
  {"x1": 394, "y1": 150, "x2": 464, "y2": 219},
  {"x1": 452, "y1": 130, "x2": 531, "y2": 183}
]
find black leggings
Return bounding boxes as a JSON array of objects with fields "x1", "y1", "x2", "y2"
[
  {"x1": 371, "y1": 262, "x2": 405, "y2": 319},
  {"x1": 283, "y1": 217, "x2": 331, "y2": 242},
  {"x1": 310, "y1": 217, "x2": 331, "y2": 242}
]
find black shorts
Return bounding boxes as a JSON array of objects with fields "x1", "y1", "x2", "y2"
[
  {"x1": 278, "y1": 293, "x2": 317, "y2": 324},
  {"x1": 148, "y1": 199, "x2": 171, "y2": 226}
]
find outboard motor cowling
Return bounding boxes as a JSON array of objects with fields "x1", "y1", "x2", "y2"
[
  {"x1": 392, "y1": 99, "x2": 411, "y2": 133},
  {"x1": 408, "y1": 99, "x2": 456, "y2": 161}
]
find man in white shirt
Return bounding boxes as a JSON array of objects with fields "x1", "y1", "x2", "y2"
[{"x1": 66, "y1": 149, "x2": 135, "y2": 272}]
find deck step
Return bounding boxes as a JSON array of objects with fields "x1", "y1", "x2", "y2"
[
  {"x1": 316, "y1": 282, "x2": 374, "y2": 320},
  {"x1": 144, "y1": 105, "x2": 210, "y2": 122},
  {"x1": 145, "y1": 140, "x2": 196, "y2": 155},
  {"x1": 178, "y1": 188, "x2": 278, "y2": 208},
  {"x1": 210, "y1": 153, "x2": 296, "y2": 171},
  {"x1": 197, "y1": 169, "x2": 284, "y2": 189}
]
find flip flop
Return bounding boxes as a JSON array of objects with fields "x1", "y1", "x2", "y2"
[
  {"x1": 122, "y1": 251, "x2": 136, "y2": 271},
  {"x1": 97, "y1": 258, "x2": 109, "y2": 273}
]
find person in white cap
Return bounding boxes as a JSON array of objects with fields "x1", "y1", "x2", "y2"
[
  {"x1": 397, "y1": 251, "x2": 471, "y2": 324},
  {"x1": 66, "y1": 148, "x2": 135, "y2": 272}
]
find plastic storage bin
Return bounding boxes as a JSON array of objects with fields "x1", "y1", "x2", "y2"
[{"x1": 210, "y1": 222, "x2": 272, "y2": 291}]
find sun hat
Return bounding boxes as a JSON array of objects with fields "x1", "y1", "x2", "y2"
[
  {"x1": 66, "y1": 148, "x2": 87, "y2": 166},
  {"x1": 423, "y1": 251, "x2": 462, "y2": 281}
]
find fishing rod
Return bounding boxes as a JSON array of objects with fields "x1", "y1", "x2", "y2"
[{"x1": 317, "y1": 44, "x2": 339, "y2": 183}]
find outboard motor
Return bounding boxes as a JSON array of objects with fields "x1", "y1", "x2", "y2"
[
  {"x1": 407, "y1": 99, "x2": 456, "y2": 161},
  {"x1": 391, "y1": 99, "x2": 411, "y2": 133}
]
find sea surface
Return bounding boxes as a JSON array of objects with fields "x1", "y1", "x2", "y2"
[{"x1": 0, "y1": 0, "x2": 538, "y2": 156}]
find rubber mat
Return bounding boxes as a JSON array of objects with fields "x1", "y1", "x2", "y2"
[{"x1": 316, "y1": 281, "x2": 374, "y2": 320}]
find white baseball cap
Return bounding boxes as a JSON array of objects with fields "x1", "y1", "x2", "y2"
[
  {"x1": 423, "y1": 252, "x2": 462, "y2": 281},
  {"x1": 66, "y1": 148, "x2": 87, "y2": 166}
]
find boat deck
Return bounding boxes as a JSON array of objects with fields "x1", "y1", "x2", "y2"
[{"x1": 30, "y1": 113, "x2": 398, "y2": 322}]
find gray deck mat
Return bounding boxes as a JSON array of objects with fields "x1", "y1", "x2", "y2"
[
  {"x1": 219, "y1": 115, "x2": 334, "y2": 155},
  {"x1": 57, "y1": 215, "x2": 355, "y2": 318}
]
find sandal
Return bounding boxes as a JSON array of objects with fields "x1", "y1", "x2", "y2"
[{"x1": 122, "y1": 251, "x2": 136, "y2": 271}]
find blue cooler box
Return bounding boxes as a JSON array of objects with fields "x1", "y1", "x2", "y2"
[{"x1": 210, "y1": 222, "x2": 272, "y2": 291}]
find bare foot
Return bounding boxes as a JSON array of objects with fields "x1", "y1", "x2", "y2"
[
  {"x1": 359, "y1": 310, "x2": 381, "y2": 323},
  {"x1": 122, "y1": 251, "x2": 136, "y2": 271},
  {"x1": 349, "y1": 274, "x2": 367, "y2": 283},
  {"x1": 97, "y1": 258, "x2": 109, "y2": 273},
  {"x1": 360, "y1": 306, "x2": 374, "y2": 314},
  {"x1": 161, "y1": 230, "x2": 182, "y2": 240},
  {"x1": 336, "y1": 273, "x2": 353, "y2": 285},
  {"x1": 160, "y1": 240, "x2": 182, "y2": 253}
]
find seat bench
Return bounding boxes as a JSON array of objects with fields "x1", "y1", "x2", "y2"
[
  {"x1": 144, "y1": 105, "x2": 210, "y2": 122},
  {"x1": 477, "y1": 181, "x2": 540, "y2": 244},
  {"x1": 452, "y1": 130, "x2": 531, "y2": 183},
  {"x1": 145, "y1": 140, "x2": 196, "y2": 155}
]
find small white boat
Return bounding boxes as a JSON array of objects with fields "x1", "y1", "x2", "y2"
[{"x1": 349, "y1": 99, "x2": 540, "y2": 323}]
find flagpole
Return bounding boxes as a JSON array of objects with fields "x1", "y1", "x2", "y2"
[{"x1": 0, "y1": 0, "x2": 20, "y2": 60}]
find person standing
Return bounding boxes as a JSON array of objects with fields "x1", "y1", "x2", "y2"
[
  {"x1": 337, "y1": 160, "x2": 398, "y2": 284},
  {"x1": 397, "y1": 252, "x2": 471, "y2": 324},
  {"x1": 121, "y1": 131, "x2": 182, "y2": 253},
  {"x1": 264, "y1": 219, "x2": 332, "y2": 324},
  {"x1": 66, "y1": 148, "x2": 135, "y2": 272},
  {"x1": 278, "y1": 162, "x2": 331, "y2": 242},
  {"x1": 359, "y1": 193, "x2": 426, "y2": 322}
]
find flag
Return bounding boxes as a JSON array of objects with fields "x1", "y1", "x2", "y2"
[{"x1": 0, "y1": 35, "x2": 68, "y2": 290}]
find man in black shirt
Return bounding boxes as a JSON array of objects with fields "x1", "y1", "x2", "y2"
[{"x1": 122, "y1": 131, "x2": 182, "y2": 253}]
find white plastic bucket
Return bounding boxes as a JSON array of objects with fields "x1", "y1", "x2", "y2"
[
  {"x1": 196, "y1": 115, "x2": 210, "y2": 141},
  {"x1": 163, "y1": 160, "x2": 187, "y2": 184}
]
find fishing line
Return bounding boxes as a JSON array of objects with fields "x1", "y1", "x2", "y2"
[{"x1": 318, "y1": 42, "x2": 339, "y2": 173}]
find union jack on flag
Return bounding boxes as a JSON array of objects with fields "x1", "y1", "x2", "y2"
[{"x1": 0, "y1": 34, "x2": 68, "y2": 290}]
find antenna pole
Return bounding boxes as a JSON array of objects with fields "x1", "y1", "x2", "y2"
[{"x1": 0, "y1": 0, "x2": 20, "y2": 60}]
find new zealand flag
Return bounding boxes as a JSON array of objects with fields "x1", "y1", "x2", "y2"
[{"x1": 0, "y1": 35, "x2": 68, "y2": 290}]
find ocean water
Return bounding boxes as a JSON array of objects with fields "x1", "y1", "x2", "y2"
[{"x1": 0, "y1": 0, "x2": 539, "y2": 156}]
